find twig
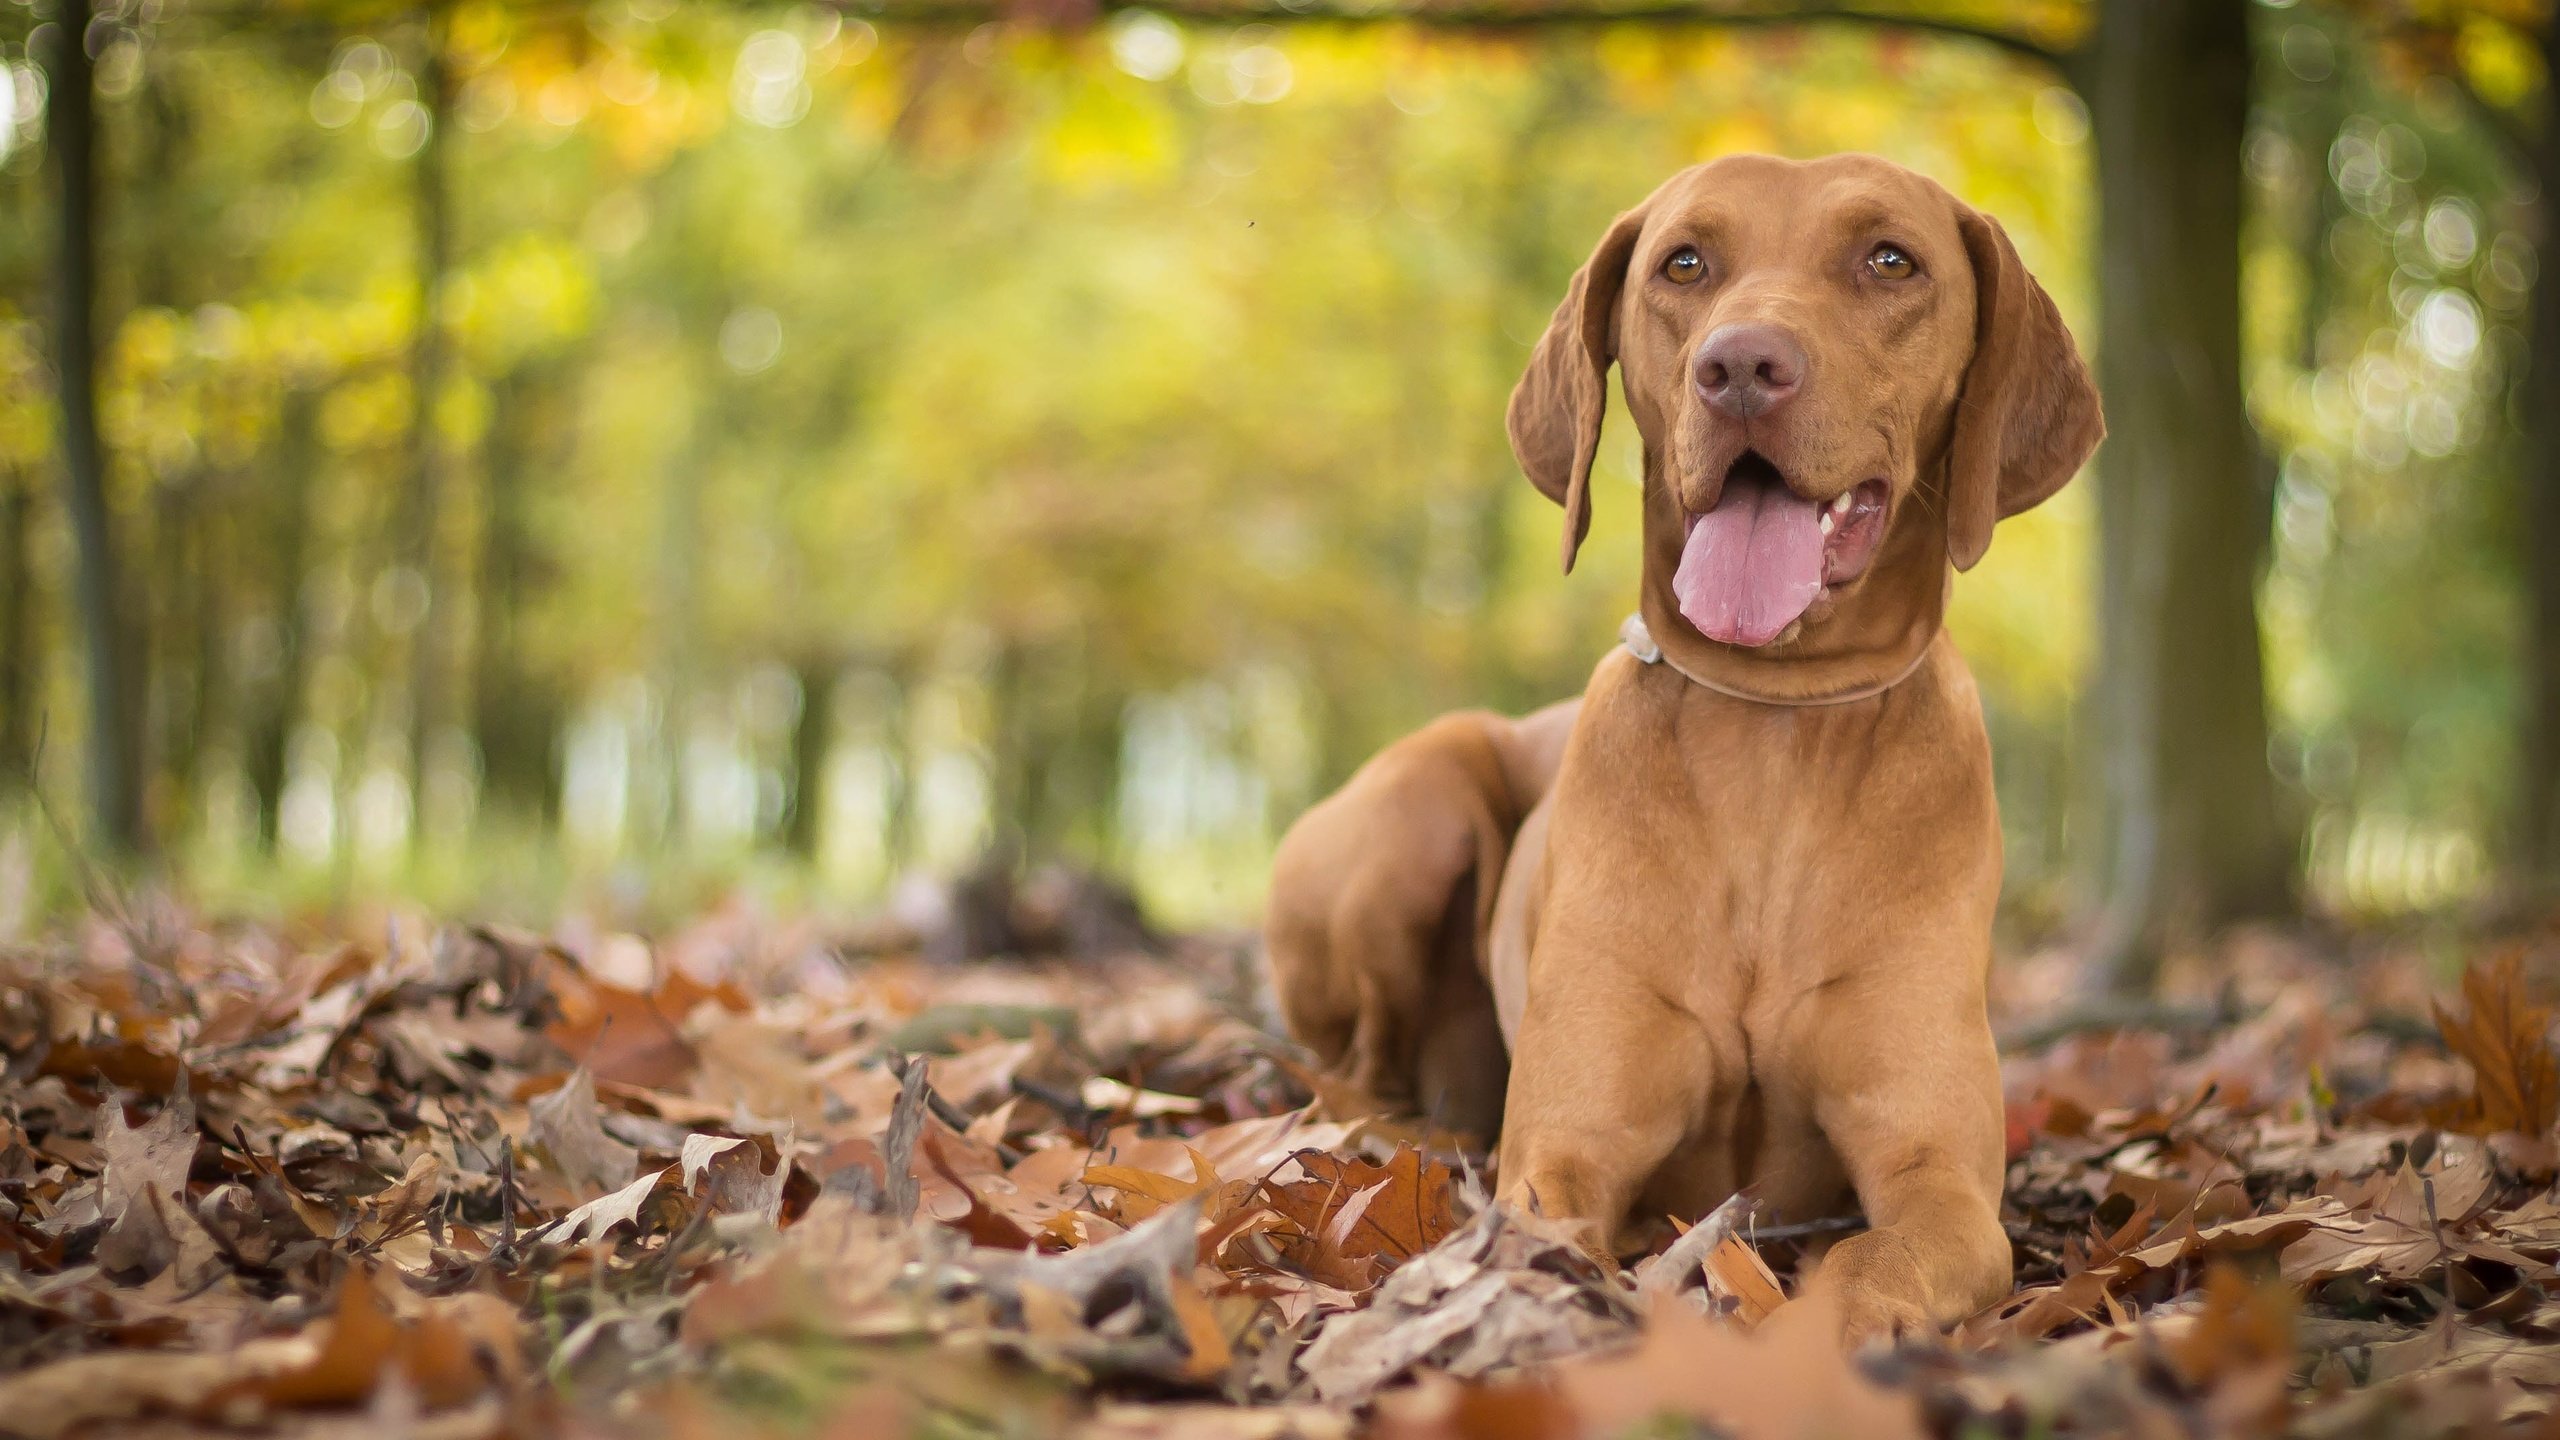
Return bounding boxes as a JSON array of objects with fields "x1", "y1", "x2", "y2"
[
  {"x1": 1746, "y1": 1214, "x2": 1869, "y2": 1243},
  {"x1": 886, "y1": 1051, "x2": 1026, "y2": 1166}
]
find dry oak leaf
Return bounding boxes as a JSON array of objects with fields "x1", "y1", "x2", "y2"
[
  {"x1": 1259, "y1": 1145, "x2": 1457, "y2": 1289},
  {"x1": 0, "y1": 1264, "x2": 526, "y2": 1437},
  {"x1": 2158, "y1": 1264, "x2": 2299, "y2": 1437},
  {"x1": 2433, "y1": 950, "x2": 2560, "y2": 1138},
  {"x1": 0, "y1": 1335, "x2": 321, "y2": 1439},
  {"x1": 527, "y1": 1067, "x2": 640, "y2": 1198},
  {"x1": 922, "y1": 1127, "x2": 1046, "y2": 1249},
  {"x1": 1970, "y1": 1198, "x2": 2349, "y2": 1343},
  {"x1": 1084, "y1": 1143, "x2": 1229, "y2": 1225},
  {"x1": 1553, "y1": 1295, "x2": 1927, "y2": 1440},
  {"x1": 90, "y1": 1092, "x2": 207, "y2": 1280},
  {"x1": 541, "y1": 1165, "x2": 678, "y2": 1247},
  {"x1": 1371, "y1": 1374, "x2": 1581, "y2": 1440},
  {"x1": 1632, "y1": 1192, "x2": 1784, "y2": 1326},
  {"x1": 977, "y1": 1196, "x2": 1233, "y2": 1382},
  {"x1": 1083, "y1": 1399, "x2": 1354, "y2": 1440},
  {"x1": 94, "y1": 1094, "x2": 199, "y2": 1223},
  {"x1": 679, "y1": 1133, "x2": 786, "y2": 1224},
  {"x1": 546, "y1": 965, "x2": 747, "y2": 1091},
  {"x1": 1295, "y1": 1204, "x2": 1636, "y2": 1402},
  {"x1": 2364, "y1": 1311, "x2": 2560, "y2": 1425},
  {"x1": 1088, "y1": 1106, "x2": 1362, "y2": 1186},
  {"x1": 2280, "y1": 1150, "x2": 2498, "y2": 1285}
]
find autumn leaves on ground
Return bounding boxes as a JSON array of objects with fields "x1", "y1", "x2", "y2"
[{"x1": 5, "y1": 908, "x2": 2560, "y2": 1440}]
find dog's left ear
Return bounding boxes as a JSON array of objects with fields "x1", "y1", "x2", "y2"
[
  {"x1": 1944, "y1": 207, "x2": 2105, "y2": 571},
  {"x1": 1509, "y1": 204, "x2": 1647, "y2": 574}
]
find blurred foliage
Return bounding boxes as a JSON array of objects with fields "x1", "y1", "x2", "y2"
[{"x1": 0, "y1": 0, "x2": 2544, "y2": 931}]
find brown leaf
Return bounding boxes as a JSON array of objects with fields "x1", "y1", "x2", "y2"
[
  {"x1": 2161, "y1": 1265, "x2": 2296, "y2": 1435},
  {"x1": 527, "y1": 1067, "x2": 641, "y2": 1198},
  {"x1": 1554, "y1": 1295, "x2": 1927, "y2": 1440},
  {"x1": 247, "y1": 1265, "x2": 499, "y2": 1412},
  {"x1": 94, "y1": 1095, "x2": 198, "y2": 1214},
  {"x1": 1259, "y1": 1145, "x2": 1456, "y2": 1289},
  {"x1": 679, "y1": 1133, "x2": 786, "y2": 1224},
  {"x1": 543, "y1": 1166, "x2": 678, "y2": 1247},
  {"x1": 92, "y1": 1093, "x2": 199, "y2": 1279},
  {"x1": 545, "y1": 965, "x2": 745, "y2": 1090},
  {"x1": 2433, "y1": 950, "x2": 2560, "y2": 1137},
  {"x1": 0, "y1": 1335, "x2": 321, "y2": 1439}
]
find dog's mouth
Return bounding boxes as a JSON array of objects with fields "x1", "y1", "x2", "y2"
[{"x1": 1674, "y1": 453, "x2": 1890, "y2": 648}]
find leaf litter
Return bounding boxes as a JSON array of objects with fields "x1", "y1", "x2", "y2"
[{"x1": 4, "y1": 910, "x2": 2560, "y2": 1438}]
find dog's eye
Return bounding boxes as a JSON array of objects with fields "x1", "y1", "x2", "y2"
[
  {"x1": 1866, "y1": 244, "x2": 1917, "y2": 280},
  {"x1": 1661, "y1": 247, "x2": 1706, "y2": 285}
]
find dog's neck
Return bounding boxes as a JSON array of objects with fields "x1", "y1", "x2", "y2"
[{"x1": 1634, "y1": 451, "x2": 1951, "y2": 706}]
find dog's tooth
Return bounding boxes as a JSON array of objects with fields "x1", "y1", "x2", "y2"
[
  {"x1": 1819, "y1": 511, "x2": 1835, "y2": 535},
  {"x1": 1829, "y1": 491, "x2": 1854, "y2": 517}
]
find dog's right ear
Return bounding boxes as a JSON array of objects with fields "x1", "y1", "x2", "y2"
[{"x1": 1508, "y1": 205, "x2": 1647, "y2": 574}]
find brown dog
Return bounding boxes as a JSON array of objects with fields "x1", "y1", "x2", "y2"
[{"x1": 1264, "y1": 153, "x2": 2103, "y2": 1344}]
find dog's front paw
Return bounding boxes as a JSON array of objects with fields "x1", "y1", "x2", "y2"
[
  {"x1": 1802, "y1": 1233, "x2": 1941, "y2": 1350},
  {"x1": 1828, "y1": 1286, "x2": 1932, "y2": 1349}
]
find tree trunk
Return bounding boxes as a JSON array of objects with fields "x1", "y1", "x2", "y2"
[
  {"x1": 245, "y1": 390, "x2": 319, "y2": 854},
  {"x1": 988, "y1": 642, "x2": 1032, "y2": 855},
  {"x1": 150, "y1": 478, "x2": 200, "y2": 833},
  {"x1": 2516, "y1": 17, "x2": 2560, "y2": 887},
  {"x1": 2085, "y1": 0, "x2": 2292, "y2": 991},
  {"x1": 0, "y1": 468, "x2": 32, "y2": 794},
  {"x1": 650, "y1": 436, "x2": 703, "y2": 855},
  {"x1": 784, "y1": 657, "x2": 835, "y2": 858},
  {"x1": 137, "y1": 47, "x2": 214, "y2": 840},
  {"x1": 881, "y1": 662, "x2": 919, "y2": 874},
  {"x1": 43, "y1": 0, "x2": 146, "y2": 855},
  {"x1": 471, "y1": 367, "x2": 565, "y2": 823},
  {"x1": 402, "y1": 5, "x2": 454, "y2": 846}
]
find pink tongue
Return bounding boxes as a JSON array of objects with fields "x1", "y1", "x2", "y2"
[{"x1": 1673, "y1": 474, "x2": 1826, "y2": 648}]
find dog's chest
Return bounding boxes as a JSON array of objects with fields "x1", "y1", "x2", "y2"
[{"x1": 1548, "y1": 653, "x2": 1997, "y2": 997}]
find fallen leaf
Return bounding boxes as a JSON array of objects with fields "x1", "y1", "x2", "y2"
[
  {"x1": 528, "y1": 1068, "x2": 640, "y2": 1197},
  {"x1": 2433, "y1": 950, "x2": 2560, "y2": 1137}
]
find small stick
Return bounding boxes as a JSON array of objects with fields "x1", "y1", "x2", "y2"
[
  {"x1": 885, "y1": 1051, "x2": 1026, "y2": 1166},
  {"x1": 1746, "y1": 1215, "x2": 1869, "y2": 1243}
]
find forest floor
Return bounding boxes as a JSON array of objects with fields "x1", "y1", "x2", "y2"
[{"x1": 4, "y1": 895, "x2": 2560, "y2": 1439}]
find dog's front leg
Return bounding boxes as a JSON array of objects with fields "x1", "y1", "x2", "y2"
[
  {"x1": 1492, "y1": 934, "x2": 1717, "y2": 1260},
  {"x1": 1794, "y1": 972, "x2": 2010, "y2": 1344}
]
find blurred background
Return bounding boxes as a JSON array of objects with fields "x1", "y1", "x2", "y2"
[{"x1": 0, "y1": 0, "x2": 2547, "y2": 992}]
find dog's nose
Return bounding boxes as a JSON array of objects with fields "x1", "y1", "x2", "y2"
[{"x1": 1692, "y1": 325, "x2": 1807, "y2": 419}]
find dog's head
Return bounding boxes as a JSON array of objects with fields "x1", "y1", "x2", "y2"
[{"x1": 1509, "y1": 153, "x2": 2102, "y2": 651}]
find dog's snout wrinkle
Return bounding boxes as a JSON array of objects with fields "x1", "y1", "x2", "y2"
[{"x1": 1693, "y1": 324, "x2": 1807, "y2": 420}]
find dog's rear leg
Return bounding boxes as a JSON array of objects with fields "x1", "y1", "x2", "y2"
[
  {"x1": 1412, "y1": 867, "x2": 1508, "y2": 1141},
  {"x1": 1329, "y1": 886, "x2": 1437, "y2": 1109}
]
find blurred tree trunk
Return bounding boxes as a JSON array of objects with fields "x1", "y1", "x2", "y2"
[
  {"x1": 2085, "y1": 0, "x2": 2292, "y2": 991},
  {"x1": 784, "y1": 657, "x2": 835, "y2": 858},
  {"x1": 472, "y1": 367, "x2": 566, "y2": 825},
  {"x1": 0, "y1": 467, "x2": 32, "y2": 793},
  {"x1": 149, "y1": 480, "x2": 207, "y2": 832},
  {"x1": 137, "y1": 47, "x2": 219, "y2": 838},
  {"x1": 43, "y1": 0, "x2": 146, "y2": 855},
  {"x1": 651, "y1": 427, "x2": 703, "y2": 854},
  {"x1": 245, "y1": 390, "x2": 319, "y2": 854},
  {"x1": 880, "y1": 661, "x2": 919, "y2": 874},
  {"x1": 401, "y1": 4, "x2": 455, "y2": 847},
  {"x1": 1065, "y1": 689, "x2": 1124, "y2": 863},
  {"x1": 2518, "y1": 15, "x2": 2560, "y2": 887},
  {"x1": 988, "y1": 642, "x2": 1031, "y2": 855}
]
